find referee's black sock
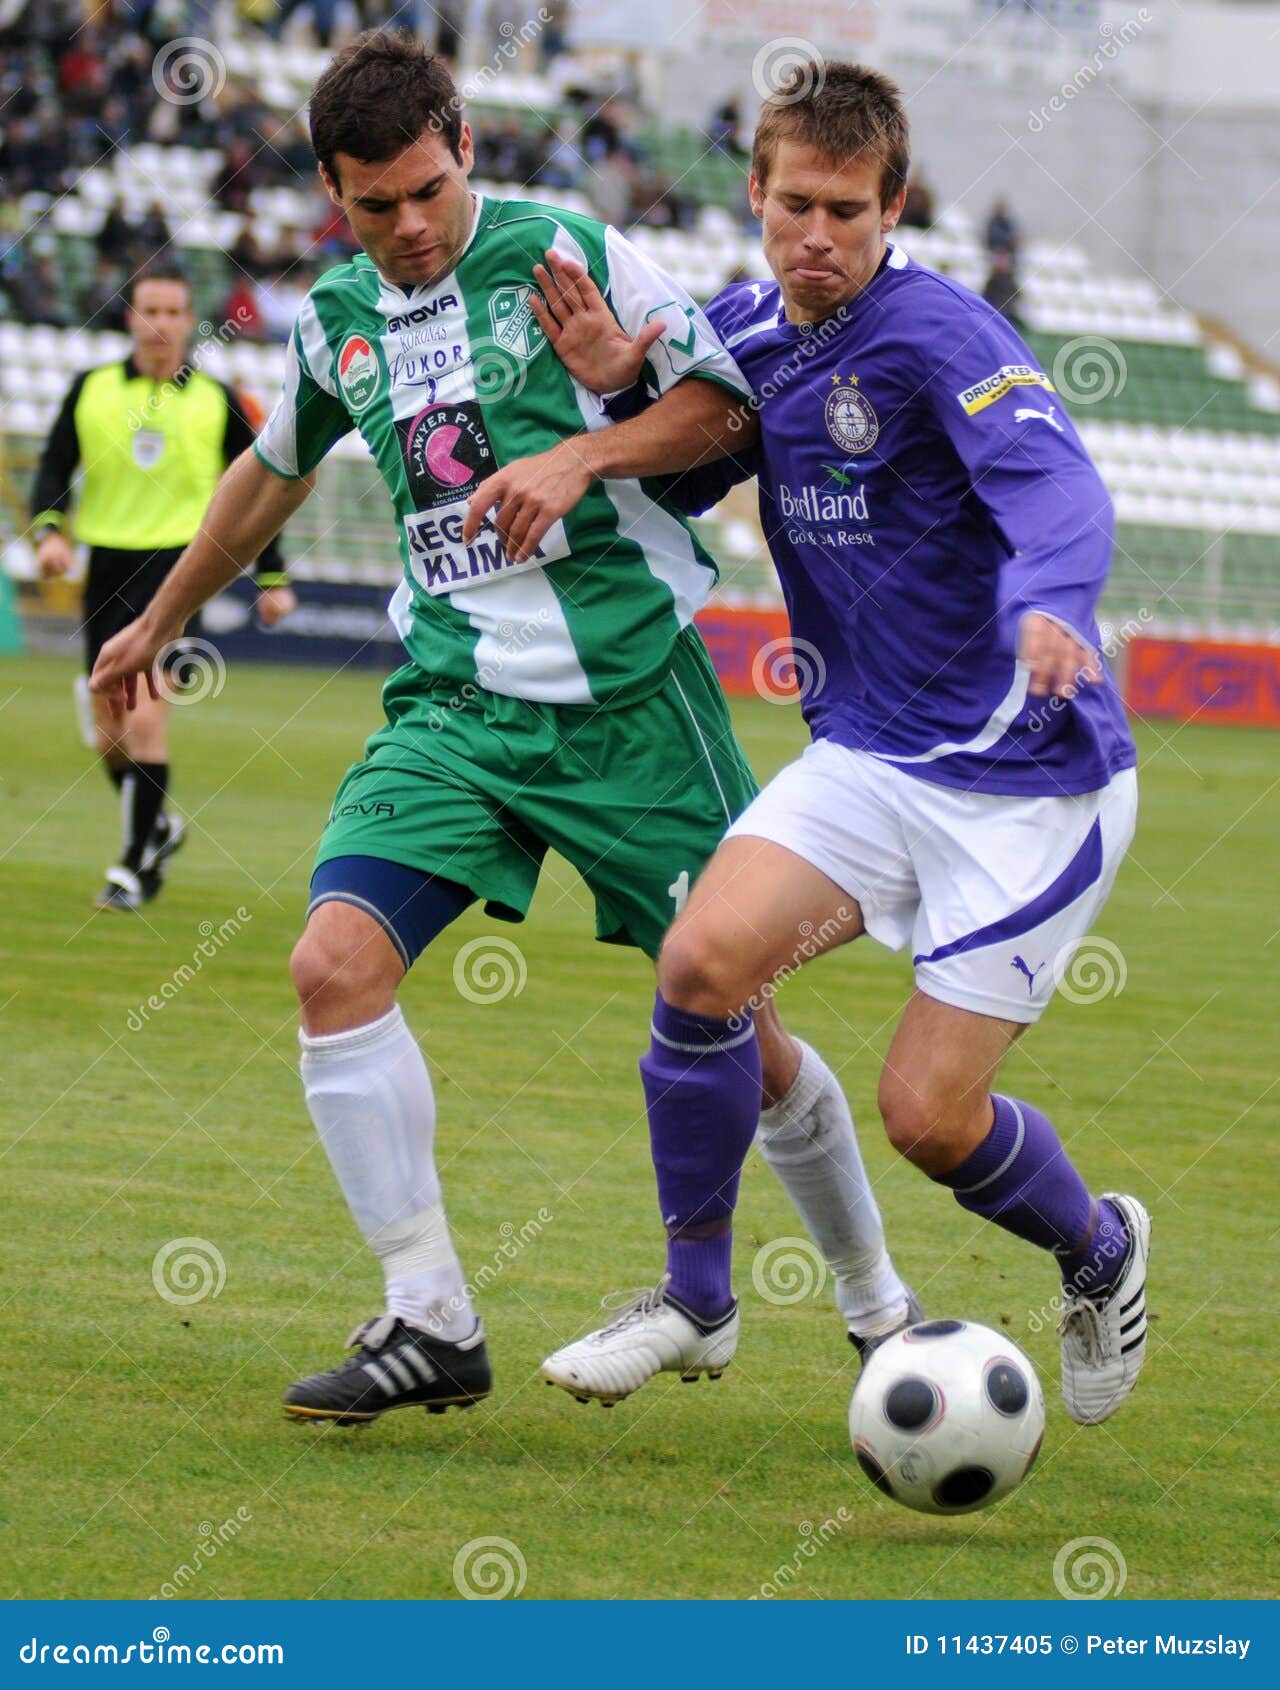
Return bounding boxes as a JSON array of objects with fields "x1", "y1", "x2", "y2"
[
  {"x1": 105, "y1": 761, "x2": 128, "y2": 790},
  {"x1": 122, "y1": 762, "x2": 169, "y2": 873}
]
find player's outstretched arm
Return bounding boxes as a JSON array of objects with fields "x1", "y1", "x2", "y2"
[
  {"x1": 90, "y1": 449, "x2": 315, "y2": 714},
  {"x1": 463, "y1": 378, "x2": 758, "y2": 564}
]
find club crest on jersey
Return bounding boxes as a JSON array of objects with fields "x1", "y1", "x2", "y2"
[
  {"x1": 824, "y1": 373, "x2": 879, "y2": 454},
  {"x1": 489, "y1": 285, "x2": 546, "y2": 361},
  {"x1": 337, "y1": 334, "x2": 381, "y2": 412},
  {"x1": 130, "y1": 427, "x2": 165, "y2": 469},
  {"x1": 397, "y1": 400, "x2": 495, "y2": 511}
]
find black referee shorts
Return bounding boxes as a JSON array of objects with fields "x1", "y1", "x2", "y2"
[{"x1": 82, "y1": 545, "x2": 202, "y2": 673}]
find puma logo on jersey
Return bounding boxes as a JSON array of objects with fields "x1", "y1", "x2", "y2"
[{"x1": 1013, "y1": 404, "x2": 1064, "y2": 433}]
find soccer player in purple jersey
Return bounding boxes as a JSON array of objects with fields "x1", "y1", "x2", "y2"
[{"x1": 470, "y1": 62, "x2": 1150, "y2": 1424}]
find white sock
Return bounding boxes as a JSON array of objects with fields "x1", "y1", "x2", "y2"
[
  {"x1": 299, "y1": 1004, "x2": 475, "y2": 1340},
  {"x1": 758, "y1": 1041, "x2": 909, "y2": 1336}
]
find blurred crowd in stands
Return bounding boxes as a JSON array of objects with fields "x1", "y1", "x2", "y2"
[
  {"x1": 901, "y1": 173, "x2": 1025, "y2": 325},
  {"x1": 1, "y1": 0, "x2": 1025, "y2": 342}
]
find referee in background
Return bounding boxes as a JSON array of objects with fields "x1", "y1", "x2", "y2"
[{"x1": 31, "y1": 264, "x2": 296, "y2": 912}]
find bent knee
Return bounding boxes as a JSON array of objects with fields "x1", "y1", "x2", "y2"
[
  {"x1": 290, "y1": 909, "x2": 400, "y2": 1014},
  {"x1": 657, "y1": 924, "x2": 756, "y2": 1020},
  {"x1": 878, "y1": 1068, "x2": 992, "y2": 1173},
  {"x1": 290, "y1": 932, "x2": 344, "y2": 1009},
  {"x1": 878, "y1": 1069, "x2": 937, "y2": 1161}
]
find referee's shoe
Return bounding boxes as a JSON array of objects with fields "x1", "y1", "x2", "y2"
[{"x1": 95, "y1": 812, "x2": 186, "y2": 911}]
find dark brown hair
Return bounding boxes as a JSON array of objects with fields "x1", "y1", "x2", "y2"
[
  {"x1": 308, "y1": 29, "x2": 464, "y2": 189},
  {"x1": 752, "y1": 61, "x2": 910, "y2": 208},
  {"x1": 128, "y1": 264, "x2": 191, "y2": 306}
]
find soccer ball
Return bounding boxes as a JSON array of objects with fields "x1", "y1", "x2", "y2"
[{"x1": 848, "y1": 1319, "x2": 1045, "y2": 1514}]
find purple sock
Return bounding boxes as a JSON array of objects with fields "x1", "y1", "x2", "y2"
[
  {"x1": 935, "y1": 1096, "x2": 1129, "y2": 1294},
  {"x1": 641, "y1": 991, "x2": 761, "y2": 1319},
  {"x1": 1058, "y1": 1197, "x2": 1130, "y2": 1296},
  {"x1": 666, "y1": 1231, "x2": 734, "y2": 1317}
]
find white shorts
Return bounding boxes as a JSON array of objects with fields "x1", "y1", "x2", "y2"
[{"x1": 726, "y1": 740, "x2": 1138, "y2": 1024}]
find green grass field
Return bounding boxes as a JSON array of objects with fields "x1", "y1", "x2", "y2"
[{"x1": 1, "y1": 651, "x2": 1276, "y2": 1601}]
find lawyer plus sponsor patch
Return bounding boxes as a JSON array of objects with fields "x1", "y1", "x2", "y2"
[{"x1": 397, "y1": 401, "x2": 494, "y2": 511}]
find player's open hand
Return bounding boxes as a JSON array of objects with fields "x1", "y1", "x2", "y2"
[
  {"x1": 464, "y1": 439, "x2": 595, "y2": 565},
  {"x1": 89, "y1": 615, "x2": 174, "y2": 718},
  {"x1": 1019, "y1": 611, "x2": 1102, "y2": 699},
  {"x1": 529, "y1": 249, "x2": 664, "y2": 396}
]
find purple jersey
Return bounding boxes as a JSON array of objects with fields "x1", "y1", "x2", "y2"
[{"x1": 697, "y1": 246, "x2": 1136, "y2": 797}]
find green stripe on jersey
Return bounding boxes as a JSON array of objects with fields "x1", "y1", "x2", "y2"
[{"x1": 256, "y1": 193, "x2": 749, "y2": 707}]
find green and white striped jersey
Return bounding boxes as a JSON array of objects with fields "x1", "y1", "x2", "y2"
[{"x1": 255, "y1": 193, "x2": 750, "y2": 706}]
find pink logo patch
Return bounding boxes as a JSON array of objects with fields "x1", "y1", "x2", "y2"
[
  {"x1": 423, "y1": 423, "x2": 473, "y2": 488},
  {"x1": 402, "y1": 402, "x2": 493, "y2": 504}
]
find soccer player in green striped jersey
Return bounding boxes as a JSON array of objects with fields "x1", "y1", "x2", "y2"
[{"x1": 91, "y1": 31, "x2": 913, "y2": 1425}]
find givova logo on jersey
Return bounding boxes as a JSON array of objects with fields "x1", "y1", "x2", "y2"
[{"x1": 397, "y1": 401, "x2": 494, "y2": 511}]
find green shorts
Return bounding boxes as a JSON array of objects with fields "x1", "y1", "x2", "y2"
[{"x1": 315, "y1": 625, "x2": 757, "y2": 958}]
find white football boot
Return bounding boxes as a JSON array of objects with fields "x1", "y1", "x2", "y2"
[
  {"x1": 1059, "y1": 1192, "x2": 1151, "y2": 1424},
  {"x1": 94, "y1": 864, "x2": 143, "y2": 912},
  {"x1": 541, "y1": 1277, "x2": 739, "y2": 1406}
]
